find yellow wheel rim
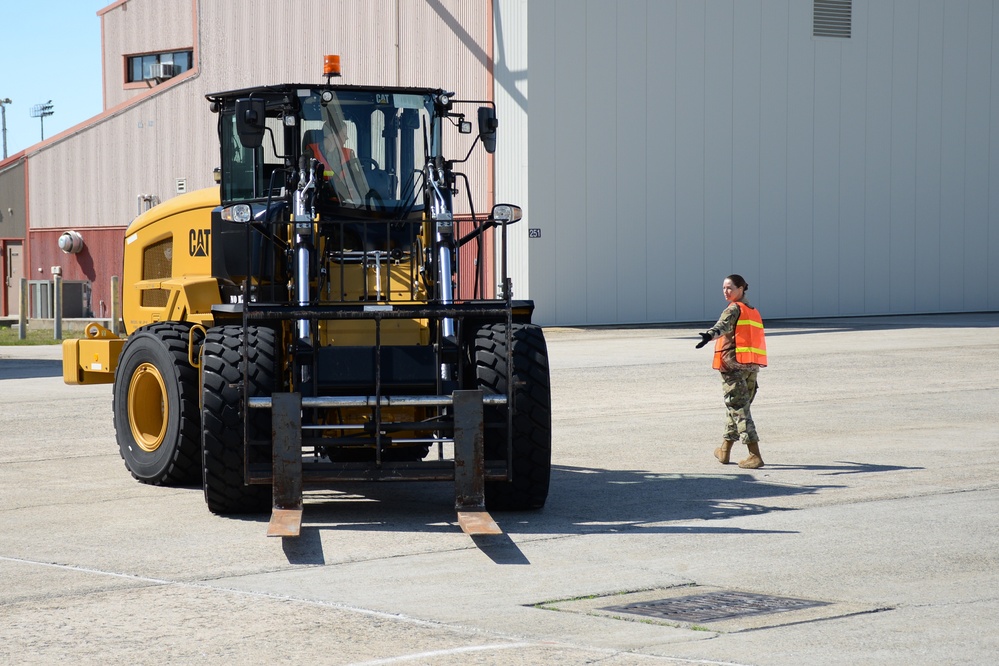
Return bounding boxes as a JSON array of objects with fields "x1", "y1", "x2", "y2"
[{"x1": 128, "y1": 362, "x2": 168, "y2": 453}]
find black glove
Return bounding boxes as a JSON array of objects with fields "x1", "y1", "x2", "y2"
[{"x1": 695, "y1": 332, "x2": 712, "y2": 349}]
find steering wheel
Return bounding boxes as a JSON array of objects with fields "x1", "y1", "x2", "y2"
[
  {"x1": 365, "y1": 188, "x2": 385, "y2": 211},
  {"x1": 348, "y1": 156, "x2": 380, "y2": 173}
]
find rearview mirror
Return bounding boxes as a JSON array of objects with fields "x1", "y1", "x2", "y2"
[
  {"x1": 477, "y1": 107, "x2": 497, "y2": 154},
  {"x1": 235, "y1": 98, "x2": 266, "y2": 149}
]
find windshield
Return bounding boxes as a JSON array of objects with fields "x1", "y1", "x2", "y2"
[{"x1": 220, "y1": 88, "x2": 434, "y2": 218}]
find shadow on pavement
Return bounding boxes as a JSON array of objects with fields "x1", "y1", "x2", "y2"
[
  {"x1": 282, "y1": 528, "x2": 327, "y2": 565},
  {"x1": 471, "y1": 533, "x2": 532, "y2": 565},
  {"x1": 763, "y1": 461, "x2": 924, "y2": 476},
  {"x1": 0, "y1": 358, "x2": 63, "y2": 380},
  {"x1": 535, "y1": 465, "x2": 840, "y2": 531},
  {"x1": 268, "y1": 462, "x2": 880, "y2": 565}
]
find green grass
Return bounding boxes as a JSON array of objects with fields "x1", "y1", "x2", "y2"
[{"x1": 0, "y1": 327, "x2": 64, "y2": 345}]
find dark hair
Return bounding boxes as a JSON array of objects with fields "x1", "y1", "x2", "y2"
[{"x1": 726, "y1": 274, "x2": 749, "y2": 291}]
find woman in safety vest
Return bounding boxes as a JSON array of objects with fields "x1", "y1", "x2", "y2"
[{"x1": 695, "y1": 274, "x2": 767, "y2": 469}]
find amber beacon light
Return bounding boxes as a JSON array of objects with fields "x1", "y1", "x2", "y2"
[{"x1": 323, "y1": 55, "x2": 341, "y2": 80}]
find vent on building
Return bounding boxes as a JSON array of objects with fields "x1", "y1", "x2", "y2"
[
  {"x1": 176, "y1": 179, "x2": 187, "y2": 194},
  {"x1": 814, "y1": 0, "x2": 851, "y2": 38}
]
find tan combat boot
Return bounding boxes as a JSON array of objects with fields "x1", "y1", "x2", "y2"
[
  {"x1": 714, "y1": 440, "x2": 736, "y2": 464},
  {"x1": 738, "y1": 442, "x2": 764, "y2": 469}
]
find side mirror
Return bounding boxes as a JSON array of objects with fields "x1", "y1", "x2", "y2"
[
  {"x1": 235, "y1": 98, "x2": 266, "y2": 149},
  {"x1": 477, "y1": 106, "x2": 498, "y2": 154},
  {"x1": 491, "y1": 203, "x2": 522, "y2": 224},
  {"x1": 456, "y1": 203, "x2": 523, "y2": 248}
]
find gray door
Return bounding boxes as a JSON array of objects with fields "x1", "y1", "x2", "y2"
[{"x1": 5, "y1": 242, "x2": 22, "y2": 316}]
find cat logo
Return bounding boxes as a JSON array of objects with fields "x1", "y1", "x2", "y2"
[{"x1": 189, "y1": 229, "x2": 211, "y2": 257}]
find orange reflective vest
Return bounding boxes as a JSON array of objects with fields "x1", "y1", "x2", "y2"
[
  {"x1": 305, "y1": 143, "x2": 353, "y2": 177},
  {"x1": 712, "y1": 301, "x2": 767, "y2": 370}
]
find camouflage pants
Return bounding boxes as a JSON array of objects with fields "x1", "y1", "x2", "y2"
[{"x1": 720, "y1": 369, "x2": 759, "y2": 444}]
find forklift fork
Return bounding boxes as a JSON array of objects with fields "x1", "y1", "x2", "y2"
[
  {"x1": 265, "y1": 390, "x2": 501, "y2": 538},
  {"x1": 267, "y1": 392, "x2": 304, "y2": 537},
  {"x1": 453, "y1": 390, "x2": 502, "y2": 535}
]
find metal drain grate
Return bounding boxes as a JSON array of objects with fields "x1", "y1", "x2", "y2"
[{"x1": 601, "y1": 591, "x2": 829, "y2": 623}]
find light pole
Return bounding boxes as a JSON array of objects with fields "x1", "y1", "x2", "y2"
[
  {"x1": 30, "y1": 100, "x2": 54, "y2": 141},
  {"x1": 0, "y1": 98, "x2": 11, "y2": 159}
]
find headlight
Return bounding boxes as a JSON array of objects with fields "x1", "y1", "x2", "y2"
[{"x1": 221, "y1": 204, "x2": 252, "y2": 223}]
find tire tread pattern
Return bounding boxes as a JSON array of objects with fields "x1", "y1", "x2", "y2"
[
  {"x1": 201, "y1": 325, "x2": 276, "y2": 514},
  {"x1": 475, "y1": 323, "x2": 552, "y2": 510}
]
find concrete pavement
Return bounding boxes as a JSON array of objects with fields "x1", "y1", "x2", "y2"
[{"x1": 0, "y1": 313, "x2": 997, "y2": 664}]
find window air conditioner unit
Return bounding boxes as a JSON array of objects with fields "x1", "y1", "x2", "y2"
[{"x1": 147, "y1": 63, "x2": 176, "y2": 80}]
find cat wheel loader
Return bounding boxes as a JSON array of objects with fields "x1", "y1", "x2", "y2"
[{"x1": 63, "y1": 58, "x2": 551, "y2": 537}]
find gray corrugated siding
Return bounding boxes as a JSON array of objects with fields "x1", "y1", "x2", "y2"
[
  {"x1": 494, "y1": 0, "x2": 529, "y2": 299},
  {"x1": 0, "y1": 160, "x2": 26, "y2": 237},
  {"x1": 529, "y1": 0, "x2": 999, "y2": 325}
]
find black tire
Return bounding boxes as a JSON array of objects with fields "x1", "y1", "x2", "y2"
[
  {"x1": 474, "y1": 323, "x2": 552, "y2": 510},
  {"x1": 112, "y1": 322, "x2": 201, "y2": 486},
  {"x1": 201, "y1": 325, "x2": 276, "y2": 514}
]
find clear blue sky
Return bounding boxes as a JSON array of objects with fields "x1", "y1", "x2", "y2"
[{"x1": 0, "y1": 1, "x2": 107, "y2": 158}]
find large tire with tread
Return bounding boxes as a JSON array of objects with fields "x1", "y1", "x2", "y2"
[
  {"x1": 112, "y1": 322, "x2": 201, "y2": 486},
  {"x1": 201, "y1": 325, "x2": 276, "y2": 514},
  {"x1": 473, "y1": 323, "x2": 552, "y2": 510}
]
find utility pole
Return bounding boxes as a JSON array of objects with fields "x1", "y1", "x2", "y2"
[
  {"x1": 0, "y1": 98, "x2": 11, "y2": 159},
  {"x1": 30, "y1": 100, "x2": 54, "y2": 141}
]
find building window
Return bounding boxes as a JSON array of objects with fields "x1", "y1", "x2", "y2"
[
  {"x1": 126, "y1": 50, "x2": 193, "y2": 83},
  {"x1": 814, "y1": 0, "x2": 851, "y2": 39}
]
